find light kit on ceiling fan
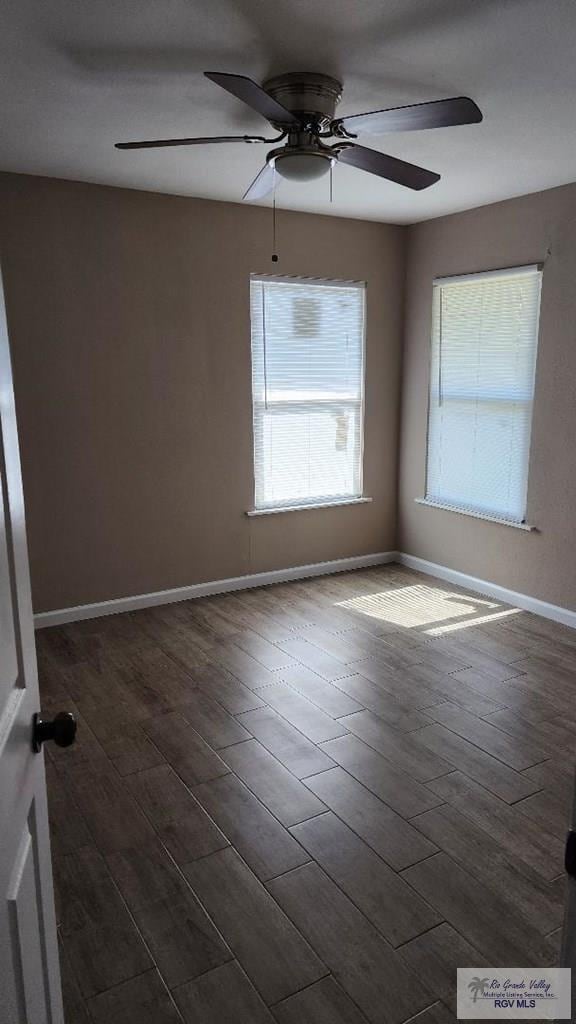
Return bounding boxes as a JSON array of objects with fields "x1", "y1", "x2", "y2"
[
  {"x1": 115, "y1": 71, "x2": 483, "y2": 201},
  {"x1": 270, "y1": 147, "x2": 334, "y2": 182}
]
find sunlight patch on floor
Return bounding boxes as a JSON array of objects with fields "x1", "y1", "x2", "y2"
[
  {"x1": 337, "y1": 583, "x2": 500, "y2": 629},
  {"x1": 424, "y1": 607, "x2": 522, "y2": 636}
]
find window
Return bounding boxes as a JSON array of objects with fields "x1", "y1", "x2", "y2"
[
  {"x1": 250, "y1": 275, "x2": 366, "y2": 511},
  {"x1": 424, "y1": 265, "x2": 542, "y2": 524}
]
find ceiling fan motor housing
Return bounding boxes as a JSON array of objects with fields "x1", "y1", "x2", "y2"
[{"x1": 263, "y1": 72, "x2": 343, "y2": 131}]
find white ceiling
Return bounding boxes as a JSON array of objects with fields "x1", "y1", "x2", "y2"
[{"x1": 2, "y1": 0, "x2": 576, "y2": 224}]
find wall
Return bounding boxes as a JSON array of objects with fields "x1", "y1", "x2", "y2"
[
  {"x1": 0, "y1": 173, "x2": 405, "y2": 613},
  {"x1": 399, "y1": 182, "x2": 576, "y2": 610}
]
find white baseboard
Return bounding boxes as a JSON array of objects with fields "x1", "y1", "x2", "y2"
[
  {"x1": 33, "y1": 548, "x2": 576, "y2": 633},
  {"x1": 34, "y1": 551, "x2": 398, "y2": 629},
  {"x1": 399, "y1": 552, "x2": 576, "y2": 631}
]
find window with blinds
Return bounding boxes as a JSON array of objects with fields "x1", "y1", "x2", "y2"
[
  {"x1": 425, "y1": 265, "x2": 542, "y2": 523},
  {"x1": 250, "y1": 275, "x2": 366, "y2": 511}
]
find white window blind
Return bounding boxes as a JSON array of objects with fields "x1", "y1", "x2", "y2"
[
  {"x1": 425, "y1": 265, "x2": 542, "y2": 523},
  {"x1": 250, "y1": 275, "x2": 366, "y2": 511}
]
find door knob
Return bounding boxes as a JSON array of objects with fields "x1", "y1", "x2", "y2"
[{"x1": 32, "y1": 711, "x2": 77, "y2": 753}]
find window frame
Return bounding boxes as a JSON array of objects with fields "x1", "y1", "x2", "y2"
[
  {"x1": 249, "y1": 273, "x2": 367, "y2": 514},
  {"x1": 422, "y1": 263, "x2": 543, "y2": 527}
]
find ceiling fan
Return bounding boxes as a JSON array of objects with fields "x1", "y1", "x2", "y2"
[{"x1": 115, "y1": 72, "x2": 482, "y2": 200}]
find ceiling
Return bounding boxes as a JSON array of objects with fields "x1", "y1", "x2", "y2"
[{"x1": 2, "y1": 0, "x2": 576, "y2": 224}]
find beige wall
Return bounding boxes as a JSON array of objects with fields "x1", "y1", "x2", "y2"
[
  {"x1": 399, "y1": 182, "x2": 576, "y2": 610},
  {"x1": 0, "y1": 173, "x2": 405, "y2": 613},
  {"x1": 7, "y1": 171, "x2": 574, "y2": 616}
]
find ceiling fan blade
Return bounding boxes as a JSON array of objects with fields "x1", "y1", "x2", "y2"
[
  {"x1": 115, "y1": 134, "x2": 270, "y2": 150},
  {"x1": 334, "y1": 97, "x2": 482, "y2": 136},
  {"x1": 337, "y1": 144, "x2": 440, "y2": 190},
  {"x1": 205, "y1": 72, "x2": 299, "y2": 126},
  {"x1": 243, "y1": 162, "x2": 277, "y2": 202}
]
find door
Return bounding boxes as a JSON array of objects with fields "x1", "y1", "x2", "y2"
[{"x1": 0, "y1": 268, "x2": 65, "y2": 1023}]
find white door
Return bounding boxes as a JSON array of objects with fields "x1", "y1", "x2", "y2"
[{"x1": 0, "y1": 268, "x2": 65, "y2": 1023}]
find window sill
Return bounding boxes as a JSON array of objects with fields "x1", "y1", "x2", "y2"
[
  {"x1": 246, "y1": 497, "x2": 373, "y2": 517},
  {"x1": 415, "y1": 498, "x2": 536, "y2": 531}
]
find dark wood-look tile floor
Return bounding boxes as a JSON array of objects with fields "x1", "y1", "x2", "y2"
[{"x1": 38, "y1": 565, "x2": 573, "y2": 1023}]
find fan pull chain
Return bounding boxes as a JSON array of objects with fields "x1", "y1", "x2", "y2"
[
  {"x1": 271, "y1": 166, "x2": 279, "y2": 263},
  {"x1": 330, "y1": 161, "x2": 333, "y2": 203}
]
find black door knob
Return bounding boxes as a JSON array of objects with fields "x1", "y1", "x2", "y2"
[{"x1": 32, "y1": 711, "x2": 77, "y2": 753}]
